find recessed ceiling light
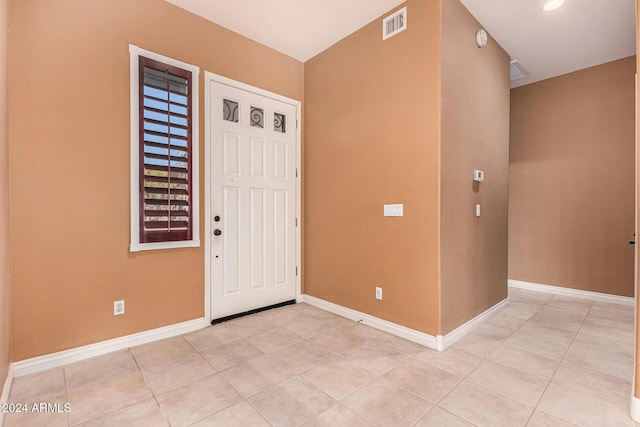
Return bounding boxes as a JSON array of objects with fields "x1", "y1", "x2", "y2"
[{"x1": 543, "y1": 0, "x2": 566, "y2": 12}]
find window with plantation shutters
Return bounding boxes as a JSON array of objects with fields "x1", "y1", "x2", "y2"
[
  {"x1": 130, "y1": 45, "x2": 200, "y2": 252},
  {"x1": 139, "y1": 57, "x2": 192, "y2": 243}
]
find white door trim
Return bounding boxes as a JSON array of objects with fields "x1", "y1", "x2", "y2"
[{"x1": 204, "y1": 72, "x2": 302, "y2": 322}]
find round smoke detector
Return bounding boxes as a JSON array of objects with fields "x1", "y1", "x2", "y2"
[{"x1": 476, "y1": 29, "x2": 488, "y2": 48}]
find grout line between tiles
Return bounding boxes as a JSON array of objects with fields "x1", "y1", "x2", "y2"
[{"x1": 521, "y1": 296, "x2": 595, "y2": 426}]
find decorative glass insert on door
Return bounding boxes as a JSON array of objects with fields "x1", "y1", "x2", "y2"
[
  {"x1": 250, "y1": 106, "x2": 264, "y2": 128},
  {"x1": 223, "y1": 99, "x2": 239, "y2": 123},
  {"x1": 274, "y1": 112, "x2": 286, "y2": 133}
]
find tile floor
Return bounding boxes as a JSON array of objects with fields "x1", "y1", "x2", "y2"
[{"x1": 4, "y1": 287, "x2": 638, "y2": 426}]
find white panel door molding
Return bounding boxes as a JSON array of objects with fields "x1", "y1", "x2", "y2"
[{"x1": 205, "y1": 74, "x2": 300, "y2": 320}]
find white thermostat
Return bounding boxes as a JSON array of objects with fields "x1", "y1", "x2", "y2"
[{"x1": 473, "y1": 170, "x2": 484, "y2": 182}]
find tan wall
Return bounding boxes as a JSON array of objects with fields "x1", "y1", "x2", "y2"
[
  {"x1": 9, "y1": 0, "x2": 304, "y2": 360},
  {"x1": 509, "y1": 57, "x2": 636, "y2": 297},
  {"x1": 303, "y1": 0, "x2": 442, "y2": 334},
  {"x1": 0, "y1": 0, "x2": 10, "y2": 387},
  {"x1": 440, "y1": 0, "x2": 510, "y2": 333}
]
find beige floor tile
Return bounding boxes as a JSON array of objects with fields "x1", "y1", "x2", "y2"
[
  {"x1": 183, "y1": 324, "x2": 240, "y2": 352},
  {"x1": 537, "y1": 382, "x2": 635, "y2": 427},
  {"x1": 284, "y1": 316, "x2": 333, "y2": 340},
  {"x1": 157, "y1": 374, "x2": 242, "y2": 427},
  {"x1": 341, "y1": 339, "x2": 407, "y2": 376},
  {"x1": 9, "y1": 368, "x2": 66, "y2": 403},
  {"x1": 384, "y1": 358, "x2": 459, "y2": 404},
  {"x1": 499, "y1": 301, "x2": 543, "y2": 320},
  {"x1": 564, "y1": 333, "x2": 633, "y2": 379},
  {"x1": 301, "y1": 404, "x2": 371, "y2": 427},
  {"x1": 248, "y1": 376, "x2": 336, "y2": 426},
  {"x1": 66, "y1": 373, "x2": 152, "y2": 425},
  {"x1": 546, "y1": 295, "x2": 594, "y2": 313},
  {"x1": 293, "y1": 303, "x2": 330, "y2": 317},
  {"x1": 65, "y1": 350, "x2": 138, "y2": 391},
  {"x1": 506, "y1": 322, "x2": 576, "y2": 359},
  {"x1": 223, "y1": 315, "x2": 278, "y2": 338},
  {"x1": 271, "y1": 341, "x2": 335, "y2": 374},
  {"x1": 579, "y1": 317, "x2": 634, "y2": 343},
  {"x1": 75, "y1": 398, "x2": 168, "y2": 427},
  {"x1": 552, "y1": 361, "x2": 632, "y2": 406},
  {"x1": 467, "y1": 360, "x2": 547, "y2": 406},
  {"x1": 489, "y1": 345, "x2": 560, "y2": 380},
  {"x1": 413, "y1": 347, "x2": 482, "y2": 377},
  {"x1": 258, "y1": 306, "x2": 309, "y2": 327},
  {"x1": 379, "y1": 333, "x2": 426, "y2": 355},
  {"x1": 414, "y1": 406, "x2": 475, "y2": 427},
  {"x1": 139, "y1": 352, "x2": 215, "y2": 394},
  {"x1": 486, "y1": 312, "x2": 528, "y2": 333},
  {"x1": 301, "y1": 357, "x2": 376, "y2": 400},
  {"x1": 246, "y1": 327, "x2": 303, "y2": 353},
  {"x1": 342, "y1": 378, "x2": 432, "y2": 427},
  {"x1": 130, "y1": 337, "x2": 196, "y2": 369},
  {"x1": 588, "y1": 301, "x2": 635, "y2": 323},
  {"x1": 508, "y1": 287, "x2": 521, "y2": 296},
  {"x1": 528, "y1": 306, "x2": 586, "y2": 332},
  {"x1": 4, "y1": 406, "x2": 69, "y2": 427},
  {"x1": 347, "y1": 324, "x2": 395, "y2": 341},
  {"x1": 221, "y1": 354, "x2": 296, "y2": 397},
  {"x1": 526, "y1": 410, "x2": 579, "y2": 427},
  {"x1": 452, "y1": 323, "x2": 513, "y2": 358},
  {"x1": 439, "y1": 380, "x2": 533, "y2": 427},
  {"x1": 309, "y1": 327, "x2": 365, "y2": 354},
  {"x1": 190, "y1": 401, "x2": 270, "y2": 427},
  {"x1": 308, "y1": 310, "x2": 355, "y2": 330},
  {"x1": 509, "y1": 290, "x2": 553, "y2": 305},
  {"x1": 199, "y1": 339, "x2": 264, "y2": 372}
]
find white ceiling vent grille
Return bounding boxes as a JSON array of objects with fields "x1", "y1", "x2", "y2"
[
  {"x1": 382, "y1": 7, "x2": 407, "y2": 40},
  {"x1": 510, "y1": 60, "x2": 529, "y2": 81}
]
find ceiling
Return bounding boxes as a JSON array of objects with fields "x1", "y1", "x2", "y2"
[
  {"x1": 165, "y1": 0, "x2": 405, "y2": 62},
  {"x1": 166, "y1": 0, "x2": 636, "y2": 87},
  {"x1": 460, "y1": 0, "x2": 636, "y2": 88}
]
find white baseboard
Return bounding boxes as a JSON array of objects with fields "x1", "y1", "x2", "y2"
[
  {"x1": 508, "y1": 279, "x2": 635, "y2": 306},
  {"x1": 0, "y1": 366, "x2": 14, "y2": 426},
  {"x1": 301, "y1": 294, "x2": 439, "y2": 350},
  {"x1": 12, "y1": 318, "x2": 207, "y2": 378},
  {"x1": 631, "y1": 394, "x2": 640, "y2": 422},
  {"x1": 440, "y1": 297, "x2": 509, "y2": 350},
  {"x1": 301, "y1": 294, "x2": 507, "y2": 352}
]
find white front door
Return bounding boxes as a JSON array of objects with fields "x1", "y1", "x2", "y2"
[{"x1": 208, "y1": 79, "x2": 298, "y2": 320}]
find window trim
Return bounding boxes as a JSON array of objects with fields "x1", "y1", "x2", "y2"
[{"x1": 129, "y1": 45, "x2": 200, "y2": 252}]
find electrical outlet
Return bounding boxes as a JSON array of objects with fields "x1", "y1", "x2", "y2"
[
  {"x1": 114, "y1": 300, "x2": 125, "y2": 316},
  {"x1": 375, "y1": 287, "x2": 383, "y2": 300}
]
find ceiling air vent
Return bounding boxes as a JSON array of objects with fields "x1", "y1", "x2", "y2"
[
  {"x1": 383, "y1": 7, "x2": 407, "y2": 40},
  {"x1": 510, "y1": 60, "x2": 528, "y2": 81}
]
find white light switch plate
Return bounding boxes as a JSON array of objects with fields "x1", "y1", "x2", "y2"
[{"x1": 384, "y1": 204, "x2": 403, "y2": 217}]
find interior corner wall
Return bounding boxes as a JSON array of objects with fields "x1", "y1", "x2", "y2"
[
  {"x1": 8, "y1": 0, "x2": 303, "y2": 361},
  {"x1": 440, "y1": 0, "x2": 510, "y2": 333},
  {"x1": 303, "y1": 0, "x2": 442, "y2": 335},
  {"x1": 509, "y1": 57, "x2": 636, "y2": 297},
  {"x1": 0, "y1": 0, "x2": 10, "y2": 386}
]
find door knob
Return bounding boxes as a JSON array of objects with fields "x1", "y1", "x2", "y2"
[{"x1": 214, "y1": 229, "x2": 222, "y2": 236}]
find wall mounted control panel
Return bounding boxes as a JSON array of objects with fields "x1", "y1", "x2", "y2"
[{"x1": 384, "y1": 204, "x2": 404, "y2": 217}]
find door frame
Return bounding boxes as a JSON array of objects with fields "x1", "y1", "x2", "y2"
[{"x1": 203, "y1": 71, "x2": 302, "y2": 322}]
